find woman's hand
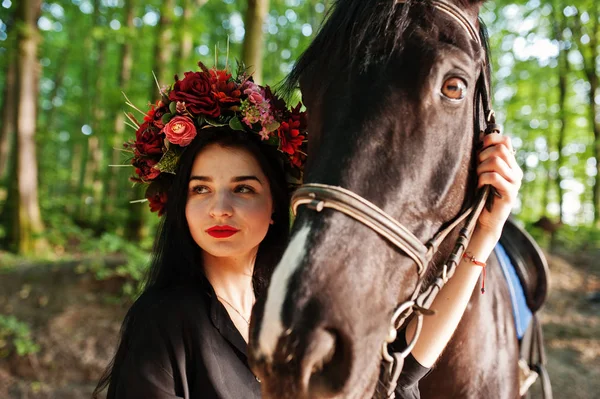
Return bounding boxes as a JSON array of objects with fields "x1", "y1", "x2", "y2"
[{"x1": 476, "y1": 134, "x2": 523, "y2": 238}]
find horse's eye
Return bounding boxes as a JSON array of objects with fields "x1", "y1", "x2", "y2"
[{"x1": 441, "y1": 77, "x2": 467, "y2": 100}]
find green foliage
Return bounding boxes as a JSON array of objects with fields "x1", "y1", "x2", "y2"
[
  {"x1": 0, "y1": 0, "x2": 599, "y2": 259},
  {"x1": 483, "y1": 0, "x2": 599, "y2": 226},
  {"x1": 81, "y1": 232, "x2": 151, "y2": 296},
  {"x1": 552, "y1": 224, "x2": 600, "y2": 251},
  {"x1": 0, "y1": 315, "x2": 40, "y2": 358}
]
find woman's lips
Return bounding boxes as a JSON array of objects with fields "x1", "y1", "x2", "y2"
[{"x1": 206, "y1": 226, "x2": 240, "y2": 238}]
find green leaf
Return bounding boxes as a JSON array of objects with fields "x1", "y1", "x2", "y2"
[
  {"x1": 265, "y1": 120, "x2": 280, "y2": 133},
  {"x1": 265, "y1": 135, "x2": 279, "y2": 146},
  {"x1": 228, "y1": 116, "x2": 245, "y2": 131},
  {"x1": 169, "y1": 101, "x2": 177, "y2": 114},
  {"x1": 154, "y1": 146, "x2": 183, "y2": 174},
  {"x1": 205, "y1": 118, "x2": 227, "y2": 127},
  {"x1": 161, "y1": 113, "x2": 174, "y2": 125}
]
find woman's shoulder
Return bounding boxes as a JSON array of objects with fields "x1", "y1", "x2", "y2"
[{"x1": 126, "y1": 282, "x2": 211, "y2": 329}]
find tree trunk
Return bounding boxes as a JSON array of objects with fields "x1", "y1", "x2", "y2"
[
  {"x1": 175, "y1": 0, "x2": 206, "y2": 73},
  {"x1": 242, "y1": 0, "x2": 269, "y2": 84},
  {"x1": 574, "y1": 3, "x2": 600, "y2": 226},
  {"x1": 12, "y1": 0, "x2": 46, "y2": 254},
  {"x1": 126, "y1": 0, "x2": 176, "y2": 241},
  {"x1": 67, "y1": 141, "x2": 82, "y2": 215},
  {"x1": 85, "y1": 0, "x2": 108, "y2": 224},
  {"x1": 551, "y1": 0, "x2": 567, "y2": 225},
  {"x1": 586, "y1": 6, "x2": 600, "y2": 226},
  {"x1": 44, "y1": 46, "x2": 70, "y2": 131},
  {"x1": 91, "y1": 48, "x2": 107, "y2": 222},
  {"x1": 104, "y1": 0, "x2": 136, "y2": 219},
  {"x1": 74, "y1": 11, "x2": 94, "y2": 220},
  {"x1": 76, "y1": 0, "x2": 107, "y2": 223},
  {"x1": 0, "y1": 41, "x2": 17, "y2": 181},
  {"x1": 151, "y1": 0, "x2": 176, "y2": 91}
]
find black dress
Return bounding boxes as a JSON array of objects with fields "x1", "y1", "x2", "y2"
[{"x1": 107, "y1": 279, "x2": 429, "y2": 399}]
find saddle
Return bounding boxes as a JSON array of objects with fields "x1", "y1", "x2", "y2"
[
  {"x1": 499, "y1": 218, "x2": 549, "y2": 313},
  {"x1": 498, "y1": 218, "x2": 552, "y2": 399}
]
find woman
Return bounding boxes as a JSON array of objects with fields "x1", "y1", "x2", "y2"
[
  {"x1": 93, "y1": 63, "x2": 305, "y2": 399},
  {"x1": 94, "y1": 61, "x2": 522, "y2": 399}
]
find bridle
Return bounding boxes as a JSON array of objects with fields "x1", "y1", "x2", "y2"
[{"x1": 291, "y1": 1, "x2": 500, "y2": 397}]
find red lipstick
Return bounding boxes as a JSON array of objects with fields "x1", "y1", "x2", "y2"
[{"x1": 206, "y1": 225, "x2": 240, "y2": 238}]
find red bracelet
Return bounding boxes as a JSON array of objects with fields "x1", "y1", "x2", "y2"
[{"x1": 463, "y1": 252, "x2": 486, "y2": 294}]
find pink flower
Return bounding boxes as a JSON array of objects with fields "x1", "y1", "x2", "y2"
[
  {"x1": 164, "y1": 116, "x2": 197, "y2": 146},
  {"x1": 247, "y1": 90, "x2": 264, "y2": 105}
]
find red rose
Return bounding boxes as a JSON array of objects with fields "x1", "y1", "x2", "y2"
[
  {"x1": 154, "y1": 106, "x2": 167, "y2": 129},
  {"x1": 144, "y1": 101, "x2": 167, "y2": 129},
  {"x1": 134, "y1": 122, "x2": 164, "y2": 156},
  {"x1": 164, "y1": 116, "x2": 197, "y2": 147},
  {"x1": 147, "y1": 191, "x2": 168, "y2": 216},
  {"x1": 169, "y1": 71, "x2": 220, "y2": 118},
  {"x1": 277, "y1": 119, "x2": 305, "y2": 155},
  {"x1": 132, "y1": 156, "x2": 161, "y2": 182},
  {"x1": 209, "y1": 69, "x2": 242, "y2": 108}
]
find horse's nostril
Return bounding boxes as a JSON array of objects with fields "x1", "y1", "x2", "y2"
[
  {"x1": 303, "y1": 328, "x2": 335, "y2": 378},
  {"x1": 301, "y1": 328, "x2": 350, "y2": 396}
]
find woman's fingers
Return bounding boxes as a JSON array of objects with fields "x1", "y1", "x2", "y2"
[
  {"x1": 475, "y1": 134, "x2": 523, "y2": 235},
  {"x1": 480, "y1": 133, "x2": 513, "y2": 152},
  {"x1": 478, "y1": 136, "x2": 522, "y2": 178},
  {"x1": 479, "y1": 136, "x2": 519, "y2": 168},
  {"x1": 477, "y1": 155, "x2": 517, "y2": 187},
  {"x1": 477, "y1": 171, "x2": 519, "y2": 200}
]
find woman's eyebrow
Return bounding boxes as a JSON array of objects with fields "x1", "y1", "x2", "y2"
[
  {"x1": 189, "y1": 176, "x2": 211, "y2": 182},
  {"x1": 188, "y1": 175, "x2": 262, "y2": 184},
  {"x1": 232, "y1": 175, "x2": 262, "y2": 184}
]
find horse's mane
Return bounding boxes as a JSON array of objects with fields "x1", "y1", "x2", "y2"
[{"x1": 283, "y1": 0, "x2": 492, "y2": 98}]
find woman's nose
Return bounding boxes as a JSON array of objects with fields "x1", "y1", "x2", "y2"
[{"x1": 209, "y1": 191, "x2": 234, "y2": 218}]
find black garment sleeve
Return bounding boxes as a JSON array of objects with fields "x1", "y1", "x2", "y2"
[
  {"x1": 109, "y1": 304, "x2": 187, "y2": 399},
  {"x1": 392, "y1": 328, "x2": 432, "y2": 399}
]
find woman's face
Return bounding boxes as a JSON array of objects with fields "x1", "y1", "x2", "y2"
[{"x1": 186, "y1": 144, "x2": 274, "y2": 260}]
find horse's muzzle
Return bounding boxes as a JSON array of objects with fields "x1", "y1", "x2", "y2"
[{"x1": 250, "y1": 325, "x2": 352, "y2": 398}]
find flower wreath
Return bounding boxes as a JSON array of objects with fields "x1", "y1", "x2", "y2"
[{"x1": 122, "y1": 61, "x2": 307, "y2": 216}]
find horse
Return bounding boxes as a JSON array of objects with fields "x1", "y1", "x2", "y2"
[{"x1": 249, "y1": 0, "x2": 523, "y2": 397}]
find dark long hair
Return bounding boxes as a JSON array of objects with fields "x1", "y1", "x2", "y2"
[{"x1": 93, "y1": 128, "x2": 291, "y2": 398}]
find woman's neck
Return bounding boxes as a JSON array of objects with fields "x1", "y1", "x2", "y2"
[{"x1": 202, "y1": 251, "x2": 256, "y2": 312}]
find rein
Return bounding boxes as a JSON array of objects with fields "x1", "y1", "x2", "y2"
[{"x1": 291, "y1": 1, "x2": 500, "y2": 397}]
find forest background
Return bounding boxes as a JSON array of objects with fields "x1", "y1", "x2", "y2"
[{"x1": 0, "y1": 0, "x2": 598, "y2": 397}]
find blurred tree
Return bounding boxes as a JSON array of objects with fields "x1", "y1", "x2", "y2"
[
  {"x1": 105, "y1": 0, "x2": 136, "y2": 219},
  {"x1": 0, "y1": 35, "x2": 15, "y2": 181},
  {"x1": 573, "y1": 3, "x2": 600, "y2": 226},
  {"x1": 126, "y1": 0, "x2": 176, "y2": 242},
  {"x1": 1, "y1": 0, "x2": 47, "y2": 254},
  {"x1": 550, "y1": 0, "x2": 568, "y2": 224},
  {"x1": 175, "y1": 0, "x2": 208, "y2": 74},
  {"x1": 242, "y1": 0, "x2": 269, "y2": 83}
]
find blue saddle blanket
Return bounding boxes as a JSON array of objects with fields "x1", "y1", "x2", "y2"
[{"x1": 494, "y1": 243, "x2": 532, "y2": 339}]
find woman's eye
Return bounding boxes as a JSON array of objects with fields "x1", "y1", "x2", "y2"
[
  {"x1": 441, "y1": 77, "x2": 467, "y2": 100},
  {"x1": 235, "y1": 185, "x2": 256, "y2": 194},
  {"x1": 191, "y1": 185, "x2": 210, "y2": 194}
]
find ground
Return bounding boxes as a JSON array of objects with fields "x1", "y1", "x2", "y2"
[{"x1": 0, "y1": 250, "x2": 598, "y2": 398}]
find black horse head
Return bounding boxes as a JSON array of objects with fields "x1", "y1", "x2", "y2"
[{"x1": 249, "y1": 0, "x2": 492, "y2": 397}]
